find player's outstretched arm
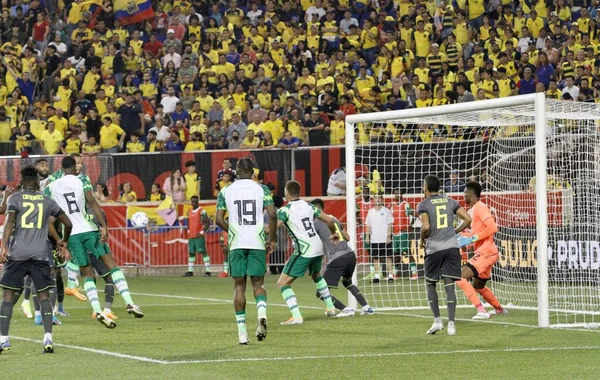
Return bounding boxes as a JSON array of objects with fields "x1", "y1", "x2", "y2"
[{"x1": 454, "y1": 207, "x2": 472, "y2": 234}]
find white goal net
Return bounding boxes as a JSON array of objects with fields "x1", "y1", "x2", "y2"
[{"x1": 345, "y1": 94, "x2": 600, "y2": 328}]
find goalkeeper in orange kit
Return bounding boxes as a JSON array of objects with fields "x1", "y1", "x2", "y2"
[{"x1": 456, "y1": 182, "x2": 507, "y2": 319}]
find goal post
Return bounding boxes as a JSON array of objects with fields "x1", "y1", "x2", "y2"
[{"x1": 344, "y1": 93, "x2": 561, "y2": 327}]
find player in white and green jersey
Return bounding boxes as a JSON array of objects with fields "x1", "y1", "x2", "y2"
[
  {"x1": 45, "y1": 156, "x2": 144, "y2": 329},
  {"x1": 216, "y1": 157, "x2": 277, "y2": 345},
  {"x1": 276, "y1": 180, "x2": 338, "y2": 325}
]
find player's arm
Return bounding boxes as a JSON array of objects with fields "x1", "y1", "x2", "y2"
[
  {"x1": 419, "y1": 212, "x2": 430, "y2": 248},
  {"x1": 454, "y1": 207, "x2": 472, "y2": 234},
  {"x1": 0, "y1": 211, "x2": 16, "y2": 262},
  {"x1": 0, "y1": 186, "x2": 15, "y2": 214},
  {"x1": 459, "y1": 208, "x2": 496, "y2": 247},
  {"x1": 316, "y1": 211, "x2": 337, "y2": 234},
  {"x1": 265, "y1": 203, "x2": 277, "y2": 253},
  {"x1": 85, "y1": 190, "x2": 108, "y2": 241},
  {"x1": 201, "y1": 211, "x2": 211, "y2": 233},
  {"x1": 215, "y1": 190, "x2": 228, "y2": 231},
  {"x1": 48, "y1": 216, "x2": 62, "y2": 243}
]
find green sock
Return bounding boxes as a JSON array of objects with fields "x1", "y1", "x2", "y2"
[
  {"x1": 109, "y1": 268, "x2": 134, "y2": 305},
  {"x1": 202, "y1": 254, "x2": 211, "y2": 272},
  {"x1": 223, "y1": 260, "x2": 229, "y2": 274},
  {"x1": 369, "y1": 264, "x2": 375, "y2": 276},
  {"x1": 235, "y1": 311, "x2": 247, "y2": 334},
  {"x1": 83, "y1": 278, "x2": 102, "y2": 313},
  {"x1": 256, "y1": 294, "x2": 267, "y2": 319},
  {"x1": 66, "y1": 261, "x2": 80, "y2": 289},
  {"x1": 281, "y1": 286, "x2": 302, "y2": 319},
  {"x1": 315, "y1": 276, "x2": 335, "y2": 309},
  {"x1": 188, "y1": 255, "x2": 196, "y2": 273}
]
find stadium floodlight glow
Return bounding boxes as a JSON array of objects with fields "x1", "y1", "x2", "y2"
[{"x1": 345, "y1": 93, "x2": 600, "y2": 329}]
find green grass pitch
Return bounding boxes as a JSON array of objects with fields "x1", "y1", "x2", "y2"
[{"x1": 2, "y1": 275, "x2": 599, "y2": 379}]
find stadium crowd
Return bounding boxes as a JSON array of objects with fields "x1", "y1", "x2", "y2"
[{"x1": 0, "y1": 0, "x2": 597, "y2": 155}]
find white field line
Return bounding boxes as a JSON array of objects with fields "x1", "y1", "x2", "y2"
[{"x1": 10, "y1": 336, "x2": 600, "y2": 365}]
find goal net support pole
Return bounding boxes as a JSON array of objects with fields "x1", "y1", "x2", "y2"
[{"x1": 345, "y1": 93, "x2": 550, "y2": 327}]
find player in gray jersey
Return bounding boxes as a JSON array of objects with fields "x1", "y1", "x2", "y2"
[
  {"x1": 311, "y1": 199, "x2": 373, "y2": 317},
  {"x1": 417, "y1": 175, "x2": 471, "y2": 336},
  {"x1": 0, "y1": 166, "x2": 73, "y2": 354}
]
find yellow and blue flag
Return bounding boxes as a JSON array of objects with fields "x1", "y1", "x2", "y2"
[{"x1": 114, "y1": 0, "x2": 154, "y2": 26}]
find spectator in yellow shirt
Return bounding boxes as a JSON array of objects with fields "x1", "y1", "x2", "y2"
[
  {"x1": 126, "y1": 131, "x2": 145, "y2": 152},
  {"x1": 118, "y1": 182, "x2": 137, "y2": 203},
  {"x1": 82, "y1": 136, "x2": 101, "y2": 156},
  {"x1": 184, "y1": 132, "x2": 207, "y2": 151},
  {"x1": 39, "y1": 121, "x2": 64, "y2": 154},
  {"x1": 100, "y1": 116, "x2": 126, "y2": 153},
  {"x1": 329, "y1": 110, "x2": 345, "y2": 145}
]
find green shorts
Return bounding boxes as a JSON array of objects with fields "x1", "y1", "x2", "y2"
[
  {"x1": 393, "y1": 233, "x2": 410, "y2": 254},
  {"x1": 229, "y1": 249, "x2": 266, "y2": 278},
  {"x1": 283, "y1": 255, "x2": 323, "y2": 278},
  {"x1": 188, "y1": 237, "x2": 206, "y2": 254},
  {"x1": 68, "y1": 231, "x2": 110, "y2": 267}
]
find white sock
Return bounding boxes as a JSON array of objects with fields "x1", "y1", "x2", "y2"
[
  {"x1": 374, "y1": 274, "x2": 380, "y2": 279},
  {"x1": 0, "y1": 335, "x2": 8, "y2": 343},
  {"x1": 434, "y1": 317, "x2": 442, "y2": 324},
  {"x1": 44, "y1": 332, "x2": 52, "y2": 341},
  {"x1": 104, "y1": 308, "x2": 112, "y2": 314},
  {"x1": 35, "y1": 311, "x2": 41, "y2": 317},
  {"x1": 362, "y1": 305, "x2": 371, "y2": 311}
]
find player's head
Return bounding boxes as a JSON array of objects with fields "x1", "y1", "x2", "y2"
[
  {"x1": 393, "y1": 188, "x2": 404, "y2": 202},
  {"x1": 191, "y1": 195, "x2": 199, "y2": 208},
  {"x1": 236, "y1": 157, "x2": 254, "y2": 179},
  {"x1": 61, "y1": 155, "x2": 77, "y2": 175},
  {"x1": 311, "y1": 198, "x2": 325, "y2": 211},
  {"x1": 284, "y1": 180, "x2": 301, "y2": 200},
  {"x1": 34, "y1": 158, "x2": 49, "y2": 178},
  {"x1": 21, "y1": 165, "x2": 39, "y2": 190},
  {"x1": 423, "y1": 175, "x2": 441, "y2": 196},
  {"x1": 70, "y1": 153, "x2": 83, "y2": 174},
  {"x1": 464, "y1": 181, "x2": 482, "y2": 206}
]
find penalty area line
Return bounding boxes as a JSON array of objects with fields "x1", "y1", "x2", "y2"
[{"x1": 11, "y1": 336, "x2": 169, "y2": 364}]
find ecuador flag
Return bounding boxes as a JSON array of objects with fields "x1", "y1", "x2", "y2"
[{"x1": 115, "y1": 0, "x2": 154, "y2": 26}]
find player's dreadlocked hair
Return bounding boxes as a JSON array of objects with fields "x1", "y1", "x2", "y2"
[
  {"x1": 21, "y1": 165, "x2": 39, "y2": 183},
  {"x1": 236, "y1": 157, "x2": 255, "y2": 178}
]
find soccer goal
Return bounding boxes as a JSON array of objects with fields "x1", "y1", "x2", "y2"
[{"x1": 345, "y1": 93, "x2": 600, "y2": 328}]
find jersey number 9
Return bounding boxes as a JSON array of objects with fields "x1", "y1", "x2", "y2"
[{"x1": 234, "y1": 200, "x2": 257, "y2": 225}]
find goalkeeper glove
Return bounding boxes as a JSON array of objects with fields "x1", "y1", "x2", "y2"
[{"x1": 457, "y1": 235, "x2": 478, "y2": 248}]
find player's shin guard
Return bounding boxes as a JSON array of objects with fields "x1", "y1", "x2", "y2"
[
  {"x1": 202, "y1": 253, "x2": 211, "y2": 272},
  {"x1": 223, "y1": 260, "x2": 229, "y2": 274},
  {"x1": 476, "y1": 287, "x2": 501, "y2": 310},
  {"x1": 281, "y1": 286, "x2": 302, "y2": 319},
  {"x1": 0, "y1": 301, "x2": 14, "y2": 336},
  {"x1": 314, "y1": 277, "x2": 335, "y2": 310},
  {"x1": 255, "y1": 295, "x2": 267, "y2": 320},
  {"x1": 426, "y1": 281, "x2": 440, "y2": 318},
  {"x1": 444, "y1": 279, "x2": 457, "y2": 322},
  {"x1": 104, "y1": 281, "x2": 115, "y2": 311},
  {"x1": 83, "y1": 278, "x2": 102, "y2": 314},
  {"x1": 342, "y1": 279, "x2": 369, "y2": 308},
  {"x1": 457, "y1": 279, "x2": 486, "y2": 313},
  {"x1": 66, "y1": 261, "x2": 79, "y2": 289},
  {"x1": 24, "y1": 277, "x2": 32, "y2": 300},
  {"x1": 40, "y1": 299, "x2": 53, "y2": 334},
  {"x1": 188, "y1": 254, "x2": 196, "y2": 273},
  {"x1": 109, "y1": 268, "x2": 134, "y2": 305}
]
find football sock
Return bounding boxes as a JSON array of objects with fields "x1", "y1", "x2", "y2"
[
  {"x1": 188, "y1": 255, "x2": 196, "y2": 273},
  {"x1": 40, "y1": 299, "x2": 53, "y2": 334},
  {"x1": 476, "y1": 287, "x2": 502, "y2": 310},
  {"x1": 344, "y1": 283, "x2": 368, "y2": 308},
  {"x1": 0, "y1": 301, "x2": 13, "y2": 336},
  {"x1": 281, "y1": 286, "x2": 302, "y2": 319},
  {"x1": 223, "y1": 260, "x2": 229, "y2": 274},
  {"x1": 56, "y1": 274, "x2": 65, "y2": 303},
  {"x1": 426, "y1": 282, "x2": 440, "y2": 318},
  {"x1": 84, "y1": 277, "x2": 102, "y2": 314},
  {"x1": 235, "y1": 311, "x2": 247, "y2": 335},
  {"x1": 104, "y1": 280, "x2": 115, "y2": 311},
  {"x1": 23, "y1": 277, "x2": 32, "y2": 300},
  {"x1": 32, "y1": 291, "x2": 40, "y2": 312},
  {"x1": 110, "y1": 268, "x2": 134, "y2": 305},
  {"x1": 444, "y1": 279, "x2": 457, "y2": 322},
  {"x1": 314, "y1": 277, "x2": 335, "y2": 309},
  {"x1": 255, "y1": 295, "x2": 267, "y2": 320},
  {"x1": 330, "y1": 295, "x2": 346, "y2": 310},
  {"x1": 66, "y1": 261, "x2": 79, "y2": 289},
  {"x1": 457, "y1": 279, "x2": 487, "y2": 313},
  {"x1": 49, "y1": 286, "x2": 57, "y2": 309},
  {"x1": 369, "y1": 264, "x2": 375, "y2": 276},
  {"x1": 202, "y1": 253, "x2": 211, "y2": 272}
]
